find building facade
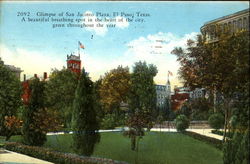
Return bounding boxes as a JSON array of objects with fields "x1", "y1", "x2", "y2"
[
  {"x1": 189, "y1": 88, "x2": 206, "y2": 100},
  {"x1": 171, "y1": 87, "x2": 190, "y2": 111},
  {"x1": 155, "y1": 79, "x2": 171, "y2": 107},
  {"x1": 67, "y1": 54, "x2": 81, "y2": 75},
  {"x1": 201, "y1": 9, "x2": 249, "y2": 43}
]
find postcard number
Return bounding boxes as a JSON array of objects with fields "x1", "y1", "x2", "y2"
[{"x1": 17, "y1": 12, "x2": 30, "y2": 16}]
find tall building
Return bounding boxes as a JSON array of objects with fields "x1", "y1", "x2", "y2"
[
  {"x1": 67, "y1": 53, "x2": 81, "y2": 75},
  {"x1": 155, "y1": 78, "x2": 171, "y2": 107},
  {"x1": 201, "y1": 9, "x2": 249, "y2": 43}
]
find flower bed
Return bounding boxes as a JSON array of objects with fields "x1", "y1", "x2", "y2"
[{"x1": 4, "y1": 142, "x2": 128, "y2": 164}]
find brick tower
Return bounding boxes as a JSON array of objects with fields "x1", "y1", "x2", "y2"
[{"x1": 67, "y1": 53, "x2": 81, "y2": 75}]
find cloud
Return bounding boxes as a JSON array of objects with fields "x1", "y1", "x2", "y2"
[
  {"x1": 123, "y1": 32, "x2": 198, "y2": 87},
  {"x1": 0, "y1": 44, "x2": 64, "y2": 79},
  {"x1": 127, "y1": 32, "x2": 198, "y2": 56},
  {"x1": 83, "y1": 11, "x2": 129, "y2": 36}
]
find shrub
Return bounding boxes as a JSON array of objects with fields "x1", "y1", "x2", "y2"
[
  {"x1": 4, "y1": 142, "x2": 128, "y2": 164},
  {"x1": 175, "y1": 114, "x2": 190, "y2": 132},
  {"x1": 101, "y1": 114, "x2": 117, "y2": 129},
  {"x1": 208, "y1": 113, "x2": 224, "y2": 130}
]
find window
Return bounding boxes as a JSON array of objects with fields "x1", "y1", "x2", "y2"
[
  {"x1": 243, "y1": 17, "x2": 247, "y2": 30},
  {"x1": 233, "y1": 20, "x2": 237, "y2": 32},
  {"x1": 228, "y1": 22, "x2": 232, "y2": 33},
  {"x1": 237, "y1": 19, "x2": 242, "y2": 30}
]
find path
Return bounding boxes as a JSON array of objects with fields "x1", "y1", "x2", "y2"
[
  {"x1": 150, "y1": 128, "x2": 223, "y2": 140},
  {"x1": 0, "y1": 149, "x2": 53, "y2": 164}
]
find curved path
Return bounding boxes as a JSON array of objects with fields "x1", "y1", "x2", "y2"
[{"x1": 0, "y1": 149, "x2": 53, "y2": 164}]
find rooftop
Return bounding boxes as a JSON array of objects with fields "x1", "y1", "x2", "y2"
[
  {"x1": 202, "y1": 8, "x2": 249, "y2": 26},
  {"x1": 5, "y1": 64, "x2": 23, "y2": 72},
  {"x1": 67, "y1": 54, "x2": 80, "y2": 61}
]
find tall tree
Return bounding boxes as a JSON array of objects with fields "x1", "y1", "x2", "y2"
[
  {"x1": 99, "y1": 66, "x2": 131, "y2": 113},
  {"x1": 125, "y1": 61, "x2": 157, "y2": 151},
  {"x1": 72, "y1": 69, "x2": 100, "y2": 156},
  {"x1": 45, "y1": 68, "x2": 78, "y2": 128},
  {"x1": 0, "y1": 58, "x2": 22, "y2": 137},
  {"x1": 171, "y1": 31, "x2": 249, "y2": 141},
  {"x1": 22, "y1": 78, "x2": 47, "y2": 146}
]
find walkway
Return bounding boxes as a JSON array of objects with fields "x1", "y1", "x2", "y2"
[
  {"x1": 150, "y1": 128, "x2": 223, "y2": 140},
  {"x1": 0, "y1": 149, "x2": 53, "y2": 164},
  {"x1": 48, "y1": 128, "x2": 223, "y2": 140}
]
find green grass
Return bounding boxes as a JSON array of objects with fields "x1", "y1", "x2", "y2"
[{"x1": 3, "y1": 132, "x2": 223, "y2": 164}]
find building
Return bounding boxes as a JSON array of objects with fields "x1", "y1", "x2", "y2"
[
  {"x1": 155, "y1": 79, "x2": 171, "y2": 107},
  {"x1": 171, "y1": 87, "x2": 190, "y2": 111},
  {"x1": 201, "y1": 9, "x2": 249, "y2": 43},
  {"x1": 22, "y1": 72, "x2": 48, "y2": 105},
  {"x1": 5, "y1": 64, "x2": 23, "y2": 80},
  {"x1": 189, "y1": 88, "x2": 206, "y2": 100},
  {"x1": 67, "y1": 53, "x2": 81, "y2": 75}
]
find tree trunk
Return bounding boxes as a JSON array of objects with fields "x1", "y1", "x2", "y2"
[
  {"x1": 135, "y1": 136, "x2": 140, "y2": 164},
  {"x1": 131, "y1": 136, "x2": 136, "y2": 151},
  {"x1": 223, "y1": 98, "x2": 231, "y2": 142},
  {"x1": 213, "y1": 87, "x2": 217, "y2": 113},
  {"x1": 223, "y1": 107, "x2": 228, "y2": 142}
]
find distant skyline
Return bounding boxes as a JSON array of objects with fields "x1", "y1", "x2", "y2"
[{"x1": 0, "y1": 1, "x2": 249, "y2": 88}]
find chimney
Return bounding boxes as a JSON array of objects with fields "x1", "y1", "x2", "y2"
[
  {"x1": 43, "y1": 72, "x2": 47, "y2": 80},
  {"x1": 34, "y1": 74, "x2": 37, "y2": 78},
  {"x1": 23, "y1": 74, "x2": 26, "y2": 81}
]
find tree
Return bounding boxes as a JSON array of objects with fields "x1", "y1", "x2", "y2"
[
  {"x1": 125, "y1": 61, "x2": 157, "y2": 152},
  {"x1": 4, "y1": 116, "x2": 22, "y2": 141},
  {"x1": 208, "y1": 113, "x2": 224, "y2": 130},
  {"x1": 190, "y1": 98, "x2": 212, "y2": 120},
  {"x1": 175, "y1": 114, "x2": 190, "y2": 132},
  {"x1": 22, "y1": 78, "x2": 47, "y2": 146},
  {"x1": 72, "y1": 69, "x2": 100, "y2": 156},
  {"x1": 171, "y1": 31, "x2": 249, "y2": 141},
  {"x1": 99, "y1": 66, "x2": 131, "y2": 113},
  {"x1": 45, "y1": 68, "x2": 78, "y2": 129},
  {"x1": 0, "y1": 58, "x2": 22, "y2": 137},
  {"x1": 171, "y1": 30, "x2": 249, "y2": 163},
  {"x1": 93, "y1": 79, "x2": 105, "y2": 126}
]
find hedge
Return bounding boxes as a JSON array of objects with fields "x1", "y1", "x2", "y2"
[
  {"x1": 4, "y1": 142, "x2": 128, "y2": 164},
  {"x1": 183, "y1": 131, "x2": 223, "y2": 150},
  {"x1": 211, "y1": 130, "x2": 233, "y2": 138}
]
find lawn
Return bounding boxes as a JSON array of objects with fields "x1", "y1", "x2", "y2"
[{"x1": 2, "y1": 132, "x2": 223, "y2": 164}]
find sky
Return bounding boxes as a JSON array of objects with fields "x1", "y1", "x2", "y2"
[{"x1": 0, "y1": 1, "x2": 249, "y2": 89}]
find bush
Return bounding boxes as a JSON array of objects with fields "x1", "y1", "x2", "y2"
[
  {"x1": 4, "y1": 142, "x2": 128, "y2": 164},
  {"x1": 175, "y1": 114, "x2": 190, "y2": 132},
  {"x1": 101, "y1": 114, "x2": 117, "y2": 129},
  {"x1": 208, "y1": 113, "x2": 224, "y2": 130}
]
